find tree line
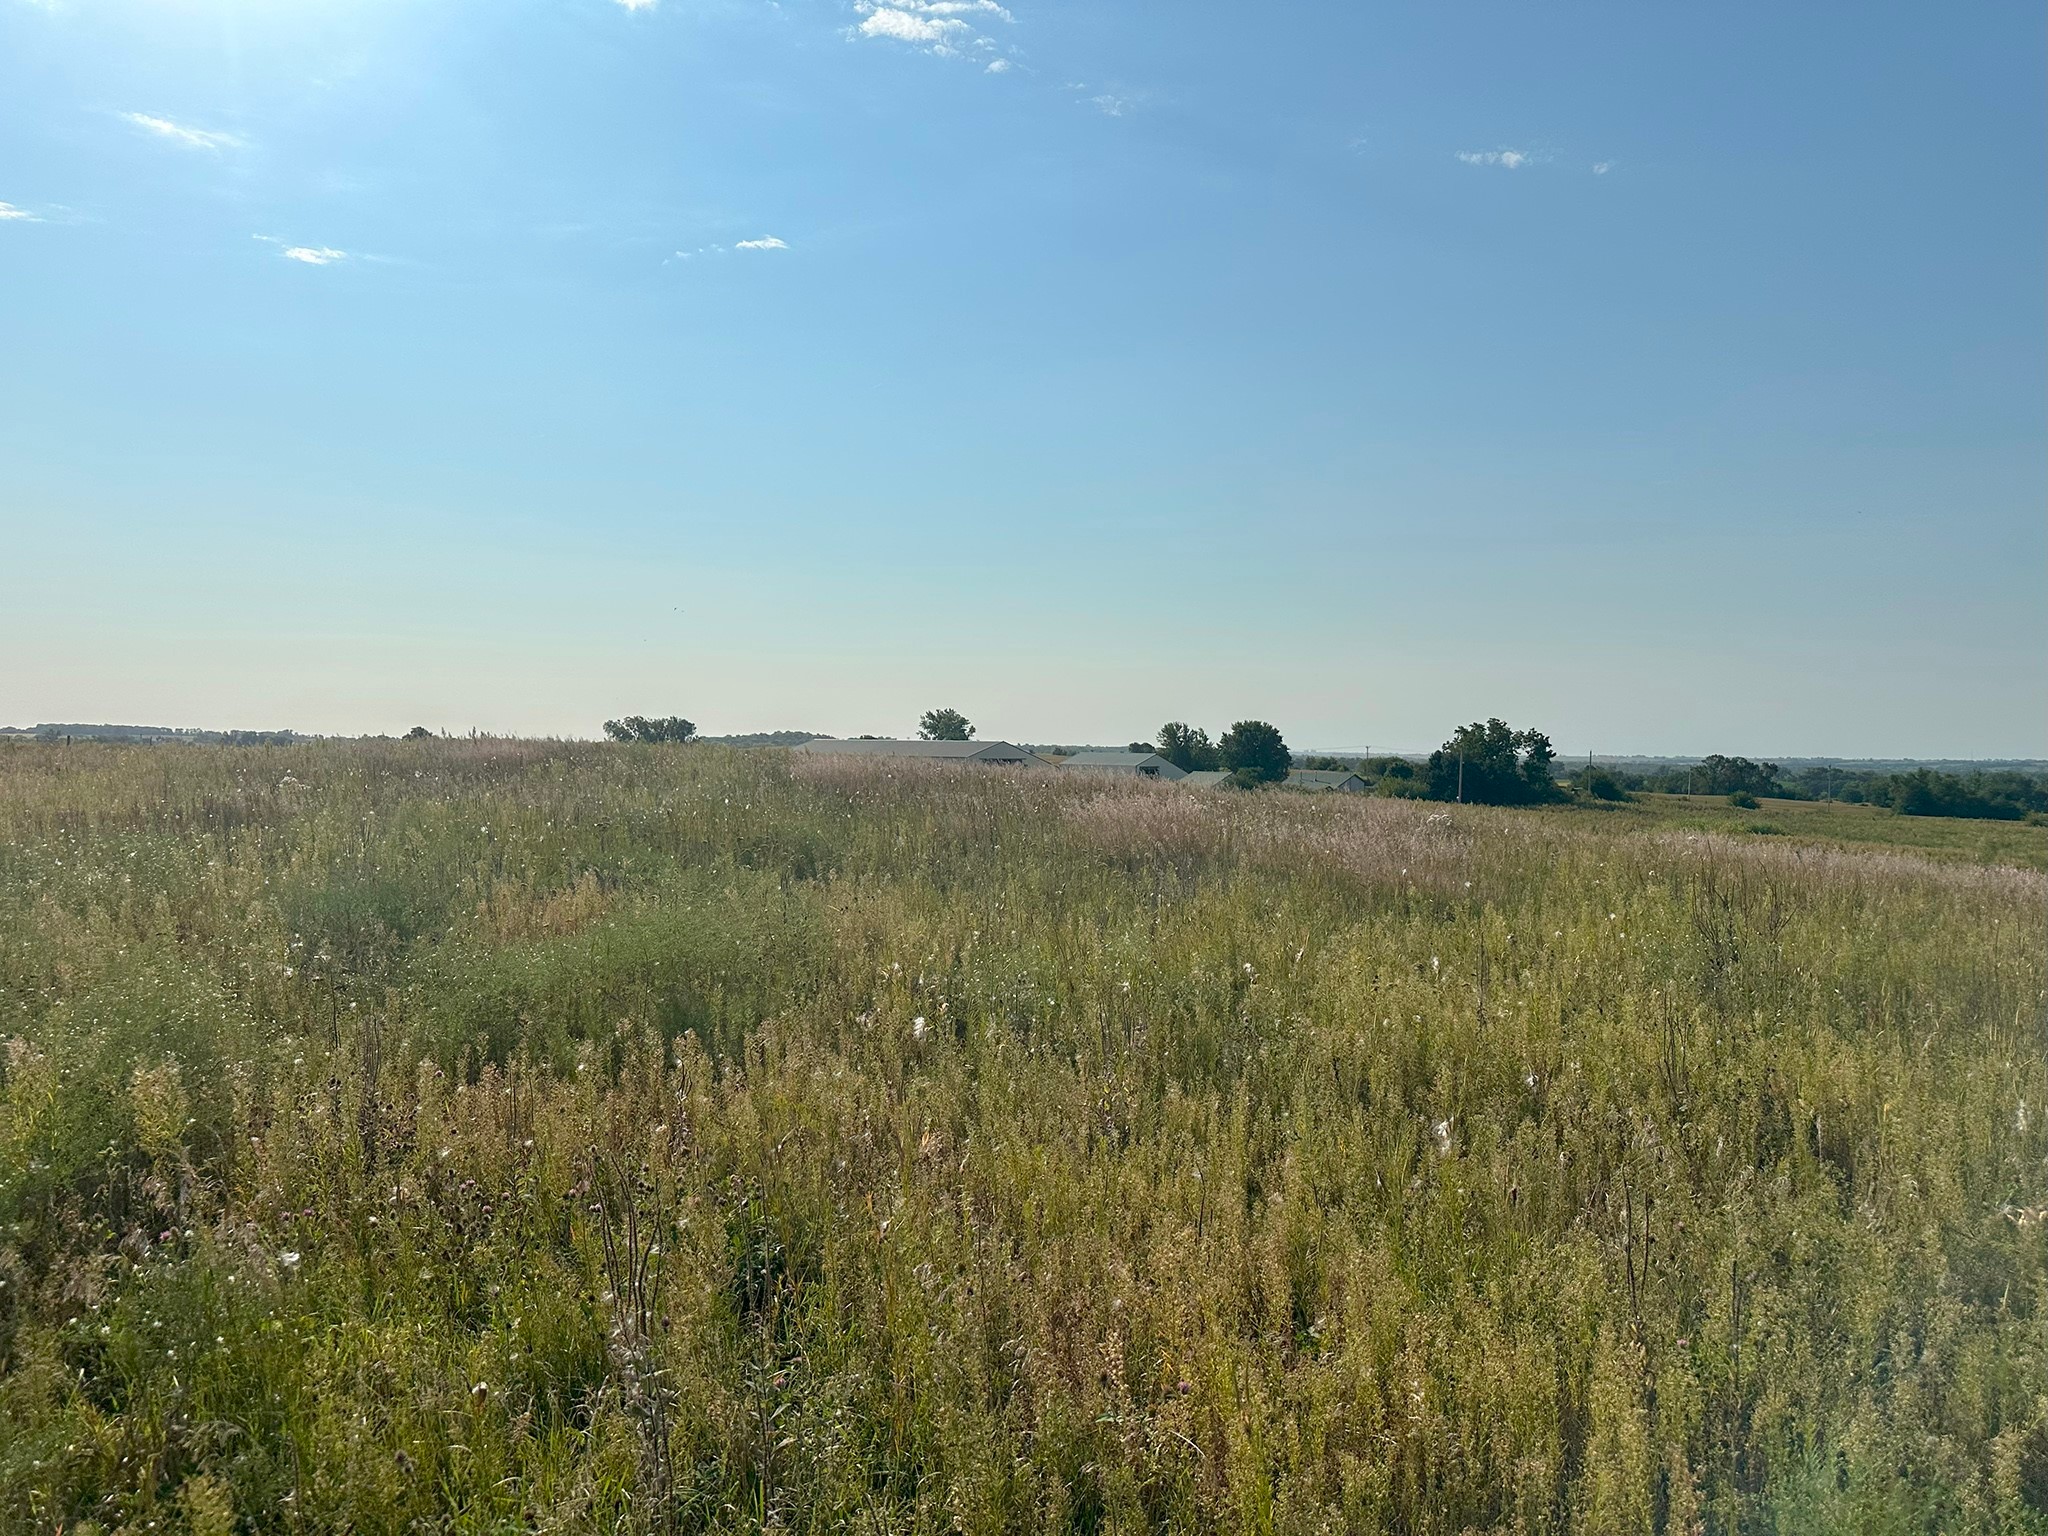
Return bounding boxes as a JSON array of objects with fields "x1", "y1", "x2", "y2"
[
  {"x1": 597, "y1": 708, "x2": 2044, "y2": 822},
  {"x1": 1584, "y1": 755, "x2": 2048, "y2": 822}
]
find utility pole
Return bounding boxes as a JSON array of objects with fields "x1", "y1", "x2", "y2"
[{"x1": 1457, "y1": 751, "x2": 1465, "y2": 803}]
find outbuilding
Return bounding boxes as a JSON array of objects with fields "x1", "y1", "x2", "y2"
[
  {"x1": 1287, "y1": 769, "x2": 1369, "y2": 793},
  {"x1": 793, "y1": 738, "x2": 1046, "y2": 765},
  {"x1": 1057, "y1": 750, "x2": 1187, "y2": 780}
]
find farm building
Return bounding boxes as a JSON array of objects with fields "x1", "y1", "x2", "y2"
[
  {"x1": 1057, "y1": 750, "x2": 1187, "y2": 780},
  {"x1": 1180, "y1": 768, "x2": 1371, "y2": 792},
  {"x1": 1287, "y1": 769, "x2": 1369, "y2": 793},
  {"x1": 791, "y1": 738, "x2": 1046, "y2": 765}
]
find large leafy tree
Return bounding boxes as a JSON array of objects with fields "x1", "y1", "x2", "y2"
[
  {"x1": 1155, "y1": 722, "x2": 1222, "y2": 772},
  {"x1": 1218, "y1": 720, "x2": 1290, "y2": 784},
  {"x1": 603, "y1": 716, "x2": 696, "y2": 744},
  {"x1": 918, "y1": 708, "x2": 974, "y2": 742},
  {"x1": 1424, "y1": 719, "x2": 1561, "y2": 804}
]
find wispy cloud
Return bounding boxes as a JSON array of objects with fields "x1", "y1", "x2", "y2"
[
  {"x1": 615, "y1": 0, "x2": 658, "y2": 9},
  {"x1": 254, "y1": 234, "x2": 346, "y2": 266},
  {"x1": 124, "y1": 112, "x2": 243, "y2": 151},
  {"x1": 672, "y1": 236, "x2": 793, "y2": 261},
  {"x1": 985, "y1": 57, "x2": 1011, "y2": 73},
  {"x1": 1064, "y1": 81, "x2": 1140, "y2": 117},
  {"x1": 852, "y1": 0, "x2": 1014, "y2": 62},
  {"x1": 1456, "y1": 148, "x2": 1533, "y2": 169},
  {"x1": 1592, "y1": 161, "x2": 1613, "y2": 175},
  {"x1": 0, "y1": 201, "x2": 43, "y2": 223}
]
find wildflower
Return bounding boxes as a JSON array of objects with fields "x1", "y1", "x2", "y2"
[
  {"x1": 912, "y1": 1017, "x2": 928, "y2": 1042},
  {"x1": 1432, "y1": 1119, "x2": 1453, "y2": 1155},
  {"x1": 278, "y1": 1251, "x2": 301, "y2": 1270}
]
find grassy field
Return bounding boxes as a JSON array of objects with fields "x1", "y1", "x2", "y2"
[
  {"x1": 1604, "y1": 793, "x2": 2048, "y2": 873},
  {"x1": 1, "y1": 741, "x2": 2044, "y2": 1535}
]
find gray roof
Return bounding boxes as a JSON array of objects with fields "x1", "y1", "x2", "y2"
[
  {"x1": 1057, "y1": 751, "x2": 1187, "y2": 778},
  {"x1": 792, "y1": 737, "x2": 1040, "y2": 763},
  {"x1": 1287, "y1": 769, "x2": 1368, "y2": 791},
  {"x1": 1180, "y1": 770, "x2": 1233, "y2": 788}
]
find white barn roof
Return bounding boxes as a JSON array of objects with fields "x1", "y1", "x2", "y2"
[{"x1": 792, "y1": 738, "x2": 1042, "y2": 764}]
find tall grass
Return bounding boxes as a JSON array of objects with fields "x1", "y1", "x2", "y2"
[{"x1": 1, "y1": 740, "x2": 2043, "y2": 1534}]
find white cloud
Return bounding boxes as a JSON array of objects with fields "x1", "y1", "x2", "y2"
[
  {"x1": 1091, "y1": 93, "x2": 1129, "y2": 116},
  {"x1": 124, "y1": 112, "x2": 243, "y2": 151},
  {"x1": 733, "y1": 236, "x2": 788, "y2": 250},
  {"x1": 984, "y1": 57, "x2": 1011, "y2": 72},
  {"x1": 1457, "y1": 148, "x2": 1531, "y2": 169},
  {"x1": 859, "y1": 8, "x2": 967, "y2": 45},
  {"x1": 281, "y1": 245, "x2": 346, "y2": 265},
  {"x1": 852, "y1": 0, "x2": 1013, "y2": 61},
  {"x1": 0, "y1": 202, "x2": 41, "y2": 222},
  {"x1": 615, "y1": 0, "x2": 658, "y2": 8},
  {"x1": 1592, "y1": 161, "x2": 1613, "y2": 175}
]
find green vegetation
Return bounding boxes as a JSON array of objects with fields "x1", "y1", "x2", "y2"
[
  {"x1": 1155, "y1": 722, "x2": 1221, "y2": 773},
  {"x1": 1425, "y1": 719, "x2": 1562, "y2": 805},
  {"x1": 604, "y1": 717, "x2": 699, "y2": 745},
  {"x1": 1611, "y1": 761, "x2": 2048, "y2": 825},
  {"x1": 917, "y1": 709, "x2": 974, "y2": 742},
  {"x1": 1218, "y1": 720, "x2": 1290, "y2": 785},
  {"x1": 2, "y1": 740, "x2": 2045, "y2": 1534},
  {"x1": 1581, "y1": 767, "x2": 1629, "y2": 802}
]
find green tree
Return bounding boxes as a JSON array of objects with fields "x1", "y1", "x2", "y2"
[
  {"x1": 1696, "y1": 754, "x2": 1782, "y2": 797},
  {"x1": 1218, "y1": 720, "x2": 1290, "y2": 784},
  {"x1": 918, "y1": 708, "x2": 974, "y2": 742},
  {"x1": 1155, "y1": 722, "x2": 1221, "y2": 773},
  {"x1": 1580, "y1": 767, "x2": 1628, "y2": 802},
  {"x1": 603, "y1": 716, "x2": 696, "y2": 744},
  {"x1": 1424, "y1": 719, "x2": 1562, "y2": 805},
  {"x1": 403, "y1": 725, "x2": 433, "y2": 741}
]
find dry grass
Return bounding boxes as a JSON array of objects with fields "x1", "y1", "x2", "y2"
[{"x1": 0, "y1": 741, "x2": 2044, "y2": 1535}]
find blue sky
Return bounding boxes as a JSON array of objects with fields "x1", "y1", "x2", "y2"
[{"x1": 2, "y1": 0, "x2": 2042, "y2": 755}]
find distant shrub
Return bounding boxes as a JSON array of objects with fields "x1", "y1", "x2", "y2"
[
  {"x1": 1727, "y1": 790, "x2": 1760, "y2": 809},
  {"x1": 604, "y1": 715, "x2": 697, "y2": 744},
  {"x1": 1583, "y1": 768, "x2": 1628, "y2": 802}
]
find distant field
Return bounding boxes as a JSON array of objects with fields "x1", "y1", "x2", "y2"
[
  {"x1": 1, "y1": 743, "x2": 2043, "y2": 1533},
  {"x1": 1581, "y1": 791, "x2": 2048, "y2": 872}
]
